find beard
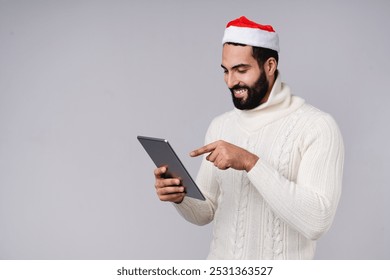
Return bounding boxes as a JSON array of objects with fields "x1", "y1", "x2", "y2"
[{"x1": 230, "y1": 70, "x2": 269, "y2": 110}]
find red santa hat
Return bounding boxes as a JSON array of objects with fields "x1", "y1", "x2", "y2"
[{"x1": 222, "y1": 16, "x2": 280, "y2": 52}]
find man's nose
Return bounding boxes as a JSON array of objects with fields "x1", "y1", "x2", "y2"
[{"x1": 226, "y1": 73, "x2": 238, "y2": 89}]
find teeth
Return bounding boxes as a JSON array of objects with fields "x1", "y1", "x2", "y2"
[{"x1": 234, "y1": 89, "x2": 247, "y2": 96}]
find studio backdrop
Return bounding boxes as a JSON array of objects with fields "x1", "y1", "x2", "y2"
[{"x1": 0, "y1": 0, "x2": 389, "y2": 259}]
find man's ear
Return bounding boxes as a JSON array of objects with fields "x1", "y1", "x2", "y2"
[{"x1": 265, "y1": 57, "x2": 277, "y2": 78}]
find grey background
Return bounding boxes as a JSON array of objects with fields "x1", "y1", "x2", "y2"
[{"x1": 0, "y1": 0, "x2": 389, "y2": 259}]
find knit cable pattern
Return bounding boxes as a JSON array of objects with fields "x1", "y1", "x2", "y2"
[
  {"x1": 266, "y1": 108, "x2": 304, "y2": 259},
  {"x1": 232, "y1": 172, "x2": 250, "y2": 258}
]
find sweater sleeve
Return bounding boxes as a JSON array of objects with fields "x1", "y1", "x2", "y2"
[{"x1": 247, "y1": 114, "x2": 344, "y2": 240}]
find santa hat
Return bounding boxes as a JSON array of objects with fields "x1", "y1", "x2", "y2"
[{"x1": 222, "y1": 16, "x2": 280, "y2": 52}]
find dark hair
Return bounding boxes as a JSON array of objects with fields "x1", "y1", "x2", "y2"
[
  {"x1": 225, "y1": 42, "x2": 279, "y2": 78},
  {"x1": 252, "y1": 46, "x2": 279, "y2": 67}
]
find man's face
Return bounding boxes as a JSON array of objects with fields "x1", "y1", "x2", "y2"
[{"x1": 221, "y1": 44, "x2": 269, "y2": 110}]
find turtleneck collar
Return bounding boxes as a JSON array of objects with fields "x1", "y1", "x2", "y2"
[{"x1": 234, "y1": 73, "x2": 305, "y2": 132}]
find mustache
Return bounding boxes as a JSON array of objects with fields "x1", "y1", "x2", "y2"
[{"x1": 229, "y1": 84, "x2": 249, "y2": 91}]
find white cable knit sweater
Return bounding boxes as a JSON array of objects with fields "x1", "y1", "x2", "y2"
[{"x1": 174, "y1": 75, "x2": 344, "y2": 259}]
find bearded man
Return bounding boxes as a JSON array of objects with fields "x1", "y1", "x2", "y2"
[{"x1": 153, "y1": 16, "x2": 344, "y2": 260}]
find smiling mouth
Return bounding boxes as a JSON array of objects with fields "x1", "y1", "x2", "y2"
[{"x1": 233, "y1": 88, "x2": 248, "y2": 98}]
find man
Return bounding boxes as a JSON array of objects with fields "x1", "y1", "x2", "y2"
[{"x1": 154, "y1": 16, "x2": 344, "y2": 259}]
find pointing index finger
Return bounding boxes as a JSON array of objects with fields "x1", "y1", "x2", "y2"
[{"x1": 190, "y1": 141, "x2": 218, "y2": 157}]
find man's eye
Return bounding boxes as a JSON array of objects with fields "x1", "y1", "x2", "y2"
[{"x1": 237, "y1": 69, "x2": 247, "y2": 74}]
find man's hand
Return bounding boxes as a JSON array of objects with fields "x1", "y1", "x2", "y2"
[
  {"x1": 190, "y1": 140, "x2": 259, "y2": 172},
  {"x1": 154, "y1": 166, "x2": 186, "y2": 204}
]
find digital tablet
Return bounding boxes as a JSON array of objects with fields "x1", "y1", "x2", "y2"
[{"x1": 137, "y1": 136, "x2": 205, "y2": 201}]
